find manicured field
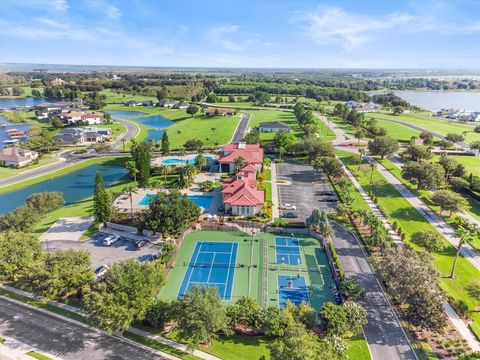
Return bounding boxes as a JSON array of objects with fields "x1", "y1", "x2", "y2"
[
  {"x1": 101, "y1": 89, "x2": 157, "y2": 104},
  {"x1": 370, "y1": 112, "x2": 480, "y2": 143},
  {"x1": 338, "y1": 150, "x2": 480, "y2": 339},
  {"x1": 374, "y1": 119, "x2": 421, "y2": 141},
  {"x1": 160, "y1": 231, "x2": 335, "y2": 312},
  {"x1": 248, "y1": 109, "x2": 335, "y2": 141}
]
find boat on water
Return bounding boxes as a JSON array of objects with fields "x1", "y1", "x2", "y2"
[
  {"x1": 5, "y1": 128, "x2": 27, "y2": 138},
  {"x1": 2, "y1": 139, "x2": 20, "y2": 146}
]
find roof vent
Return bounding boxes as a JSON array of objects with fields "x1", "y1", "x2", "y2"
[{"x1": 238, "y1": 142, "x2": 246, "y2": 149}]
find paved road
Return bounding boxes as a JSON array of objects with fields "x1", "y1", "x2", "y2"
[
  {"x1": 230, "y1": 112, "x2": 250, "y2": 143},
  {"x1": 0, "y1": 296, "x2": 171, "y2": 360},
  {"x1": 330, "y1": 222, "x2": 417, "y2": 360},
  {"x1": 0, "y1": 117, "x2": 139, "y2": 188},
  {"x1": 275, "y1": 159, "x2": 336, "y2": 221}
]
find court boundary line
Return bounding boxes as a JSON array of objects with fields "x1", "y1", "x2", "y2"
[
  {"x1": 275, "y1": 236, "x2": 303, "y2": 266},
  {"x1": 177, "y1": 241, "x2": 203, "y2": 298},
  {"x1": 277, "y1": 274, "x2": 311, "y2": 308},
  {"x1": 224, "y1": 242, "x2": 234, "y2": 299}
]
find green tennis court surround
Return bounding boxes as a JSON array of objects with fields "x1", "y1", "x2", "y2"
[{"x1": 159, "y1": 230, "x2": 335, "y2": 311}]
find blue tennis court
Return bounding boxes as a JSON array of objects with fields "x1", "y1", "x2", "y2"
[
  {"x1": 178, "y1": 241, "x2": 238, "y2": 301},
  {"x1": 278, "y1": 275, "x2": 310, "y2": 308},
  {"x1": 275, "y1": 237, "x2": 302, "y2": 265}
]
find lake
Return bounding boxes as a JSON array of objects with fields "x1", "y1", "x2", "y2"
[
  {"x1": 394, "y1": 91, "x2": 480, "y2": 112},
  {"x1": 0, "y1": 163, "x2": 127, "y2": 214},
  {"x1": 0, "y1": 97, "x2": 47, "y2": 109},
  {"x1": 0, "y1": 116, "x2": 32, "y2": 149},
  {"x1": 107, "y1": 111, "x2": 174, "y2": 143}
]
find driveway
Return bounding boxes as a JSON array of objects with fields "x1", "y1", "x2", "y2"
[
  {"x1": 0, "y1": 297, "x2": 172, "y2": 360},
  {"x1": 44, "y1": 232, "x2": 162, "y2": 269},
  {"x1": 331, "y1": 222, "x2": 417, "y2": 360},
  {"x1": 230, "y1": 112, "x2": 250, "y2": 143},
  {"x1": 39, "y1": 217, "x2": 94, "y2": 242},
  {"x1": 275, "y1": 159, "x2": 337, "y2": 221}
]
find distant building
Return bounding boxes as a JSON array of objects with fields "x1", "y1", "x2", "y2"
[
  {"x1": 0, "y1": 147, "x2": 39, "y2": 167},
  {"x1": 173, "y1": 101, "x2": 189, "y2": 109},
  {"x1": 81, "y1": 113, "x2": 103, "y2": 125},
  {"x1": 125, "y1": 100, "x2": 141, "y2": 107},
  {"x1": 158, "y1": 99, "x2": 174, "y2": 108},
  {"x1": 355, "y1": 102, "x2": 378, "y2": 113},
  {"x1": 204, "y1": 107, "x2": 235, "y2": 117},
  {"x1": 53, "y1": 128, "x2": 85, "y2": 145},
  {"x1": 50, "y1": 78, "x2": 66, "y2": 86},
  {"x1": 259, "y1": 121, "x2": 291, "y2": 133},
  {"x1": 60, "y1": 111, "x2": 84, "y2": 124},
  {"x1": 142, "y1": 100, "x2": 157, "y2": 107}
]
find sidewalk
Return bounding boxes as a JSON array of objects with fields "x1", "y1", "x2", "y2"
[
  {"x1": 270, "y1": 163, "x2": 280, "y2": 219},
  {"x1": 0, "y1": 333, "x2": 64, "y2": 360},
  {"x1": 0, "y1": 285, "x2": 220, "y2": 360}
]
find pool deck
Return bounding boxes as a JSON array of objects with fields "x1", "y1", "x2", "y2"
[
  {"x1": 114, "y1": 171, "x2": 222, "y2": 214},
  {"x1": 151, "y1": 153, "x2": 217, "y2": 167}
]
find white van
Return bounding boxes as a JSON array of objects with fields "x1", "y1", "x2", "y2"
[{"x1": 103, "y1": 234, "x2": 120, "y2": 246}]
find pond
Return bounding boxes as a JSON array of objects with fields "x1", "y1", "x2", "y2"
[
  {"x1": 107, "y1": 111, "x2": 174, "y2": 143},
  {"x1": 0, "y1": 115, "x2": 32, "y2": 149},
  {"x1": 0, "y1": 163, "x2": 127, "y2": 214},
  {"x1": 394, "y1": 91, "x2": 480, "y2": 112},
  {"x1": 107, "y1": 110, "x2": 147, "y2": 119},
  {"x1": 0, "y1": 97, "x2": 47, "y2": 109}
]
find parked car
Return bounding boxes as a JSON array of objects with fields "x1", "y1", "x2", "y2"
[
  {"x1": 320, "y1": 198, "x2": 337, "y2": 202},
  {"x1": 94, "y1": 265, "x2": 109, "y2": 279},
  {"x1": 103, "y1": 234, "x2": 120, "y2": 246},
  {"x1": 135, "y1": 240, "x2": 149, "y2": 250},
  {"x1": 282, "y1": 212, "x2": 298, "y2": 218},
  {"x1": 318, "y1": 191, "x2": 335, "y2": 196},
  {"x1": 280, "y1": 204, "x2": 297, "y2": 210}
]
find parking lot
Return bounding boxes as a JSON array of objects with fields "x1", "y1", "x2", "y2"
[
  {"x1": 44, "y1": 232, "x2": 163, "y2": 270},
  {"x1": 276, "y1": 160, "x2": 337, "y2": 221}
]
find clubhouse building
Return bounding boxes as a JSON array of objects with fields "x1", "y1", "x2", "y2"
[{"x1": 219, "y1": 143, "x2": 265, "y2": 216}]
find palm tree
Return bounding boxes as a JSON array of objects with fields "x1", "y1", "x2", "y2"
[
  {"x1": 125, "y1": 160, "x2": 138, "y2": 183},
  {"x1": 121, "y1": 138, "x2": 126, "y2": 150},
  {"x1": 183, "y1": 163, "x2": 197, "y2": 179},
  {"x1": 278, "y1": 146, "x2": 286, "y2": 161},
  {"x1": 211, "y1": 127, "x2": 216, "y2": 134},
  {"x1": 450, "y1": 217, "x2": 477, "y2": 278},
  {"x1": 233, "y1": 156, "x2": 245, "y2": 172},
  {"x1": 369, "y1": 163, "x2": 376, "y2": 186},
  {"x1": 123, "y1": 184, "x2": 138, "y2": 219},
  {"x1": 158, "y1": 165, "x2": 171, "y2": 185},
  {"x1": 358, "y1": 149, "x2": 365, "y2": 170}
]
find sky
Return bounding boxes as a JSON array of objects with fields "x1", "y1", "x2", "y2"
[{"x1": 0, "y1": 0, "x2": 480, "y2": 69}]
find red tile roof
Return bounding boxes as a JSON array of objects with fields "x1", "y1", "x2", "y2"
[
  {"x1": 218, "y1": 143, "x2": 263, "y2": 164},
  {"x1": 222, "y1": 168, "x2": 263, "y2": 206}
]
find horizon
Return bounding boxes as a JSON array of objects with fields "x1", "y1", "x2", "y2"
[{"x1": 1, "y1": 0, "x2": 480, "y2": 69}]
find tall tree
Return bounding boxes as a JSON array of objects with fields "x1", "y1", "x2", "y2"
[
  {"x1": 173, "y1": 286, "x2": 230, "y2": 348},
  {"x1": 131, "y1": 142, "x2": 151, "y2": 186},
  {"x1": 402, "y1": 161, "x2": 445, "y2": 190},
  {"x1": 26, "y1": 249, "x2": 94, "y2": 300},
  {"x1": 450, "y1": 217, "x2": 477, "y2": 279},
  {"x1": 161, "y1": 132, "x2": 170, "y2": 155},
  {"x1": 123, "y1": 184, "x2": 138, "y2": 218},
  {"x1": 85, "y1": 260, "x2": 164, "y2": 334},
  {"x1": 186, "y1": 103, "x2": 199, "y2": 117},
  {"x1": 431, "y1": 190, "x2": 468, "y2": 216},
  {"x1": 368, "y1": 136, "x2": 399, "y2": 159},
  {"x1": 93, "y1": 171, "x2": 112, "y2": 225},
  {"x1": 0, "y1": 232, "x2": 42, "y2": 281}
]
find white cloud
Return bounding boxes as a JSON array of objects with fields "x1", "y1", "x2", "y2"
[
  {"x1": 300, "y1": 7, "x2": 412, "y2": 50},
  {"x1": 205, "y1": 24, "x2": 243, "y2": 51},
  {"x1": 178, "y1": 25, "x2": 189, "y2": 34},
  {"x1": 85, "y1": 0, "x2": 121, "y2": 20}
]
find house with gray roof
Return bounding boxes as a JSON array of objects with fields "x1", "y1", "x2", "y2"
[{"x1": 258, "y1": 121, "x2": 291, "y2": 133}]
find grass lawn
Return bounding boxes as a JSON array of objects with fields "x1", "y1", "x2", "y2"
[
  {"x1": 344, "y1": 337, "x2": 371, "y2": 360},
  {"x1": 165, "y1": 114, "x2": 241, "y2": 149},
  {"x1": 0, "y1": 154, "x2": 58, "y2": 179},
  {"x1": 369, "y1": 112, "x2": 480, "y2": 143},
  {"x1": 101, "y1": 89, "x2": 157, "y2": 104},
  {"x1": 338, "y1": 150, "x2": 480, "y2": 339},
  {"x1": 248, "y1": 109, "x2": 335, "y2": 141},
  {"x1": 374, "y1": 118, "x2": 421, "y2": 141},
  {"x1": 26, "y1": 351, "x2": 52, "y2": 360}
]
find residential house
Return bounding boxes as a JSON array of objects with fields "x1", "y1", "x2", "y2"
[
  {"x1": 84, "y1": 131, "x2": 103, "y2": 142},
  {"x1": 222, "y1": 163, "x2": 264, "y2": 216},
  {"x1": 60, "y1": 111, "x2": 84, "y2": 125},
  {"x1": 346, "y1": 101, "x2": 358, "y2": 109},
  {"x1": 53, "y1": 128, "x2": 85, "y2": 145},
  {"x1": 125, "y1": 100, "x2": 141, "y2": 107},
  {"x1": 204, "y1": 107, "x2": 235, "y2": 117},
  {"x1": 50, "y1": 78, "x2": 66, "y2": 86},
  {"x1": 81, "y1": 113, "x2": 103, "y2": 125},
  {"x1": 218, "y1": 142, "x2": 263, "y2": 173},
  {"x1": 173, "y1": 101, "x2": 189, "y2": 109},
  {"x1": 0, "y1": 147, "x2": 39, "y2": 167},
  {"x1": 142, "y1": 100, "x2": 157, "y2": 107},
  {"x1": 83, "y1": 127, "x2": 112, "y2": 136},
  {"x1": 356, "y1": 102, "x2": 378, "y2": 113},
  {"x1": 72, "y1": 98, "x2": 83, "y2": 106},
  {"x1": 259, "y1": 121, "x2": 291, "y2": 133},
  {"x1": 158, "y1": 99, "x2": 174, "y2": 108}
]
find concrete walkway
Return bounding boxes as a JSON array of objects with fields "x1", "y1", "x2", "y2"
[
  {"x1": 0, "y1": 285, "x2": 219, "y2": 360},
  {"x1": 270, "y1": 163, "x2": 280, "y2": 219},
  {"x1": 0, "y1": 333, "x2": 64, "y2": 360}
]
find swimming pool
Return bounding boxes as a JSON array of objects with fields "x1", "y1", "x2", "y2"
[
  {"x1": 162, "y1": 156, "x2": 214, "y2": 165},
  {"x1": 138, "y1": 194, "x2": 213, "y2": 209}
]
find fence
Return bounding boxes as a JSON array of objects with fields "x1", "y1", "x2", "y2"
[{"x1": 104, "y1": 222, "x2": 138, "y2": 234}]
